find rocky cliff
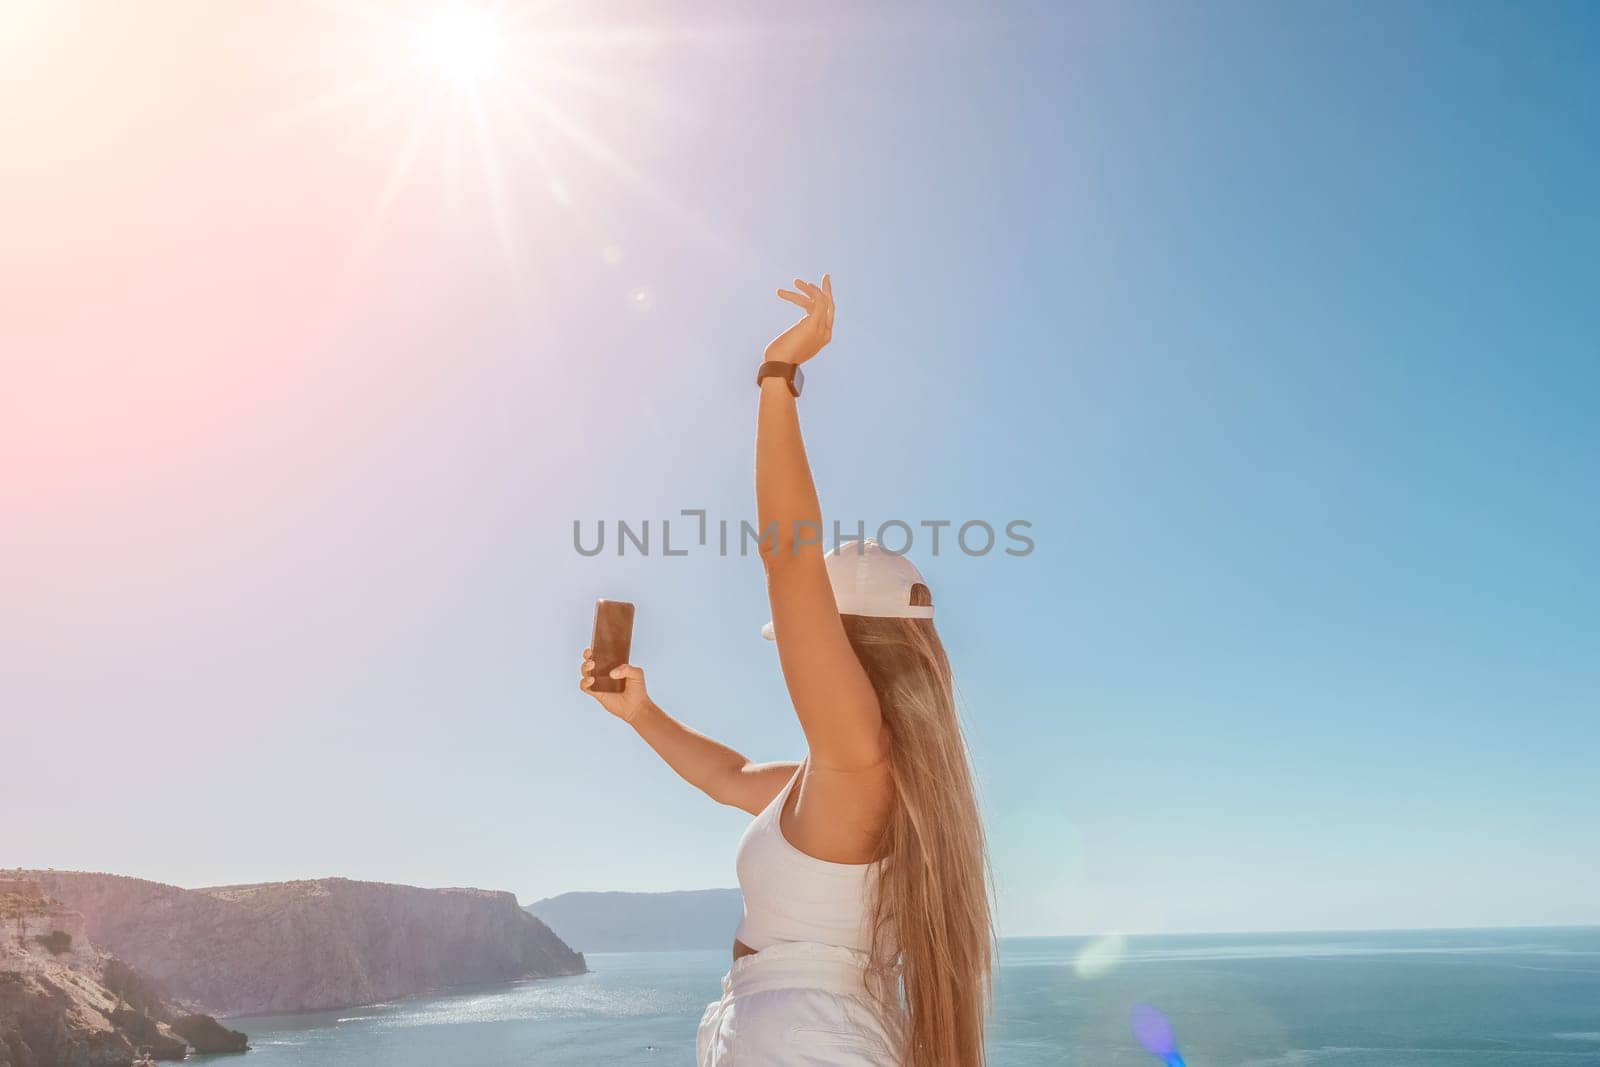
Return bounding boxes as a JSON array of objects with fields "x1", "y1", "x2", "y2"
[
  {"x1": 11, "y1": 872, "x2": 585, "y2": 1017},
  {"x1": 0, "y1": 879, "x2": 247, "y2": 1067}
]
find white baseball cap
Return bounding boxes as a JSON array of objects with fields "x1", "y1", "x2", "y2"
[{"x1": 761, "y1": 539, "x2": 934, "y2": 640}]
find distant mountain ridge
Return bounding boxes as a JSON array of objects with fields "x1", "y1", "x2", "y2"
[
  {"x1": 12, "y1": 870, "x2": 586, "y2": 1017},
  {"x1": 527, "y1": 889, "x2": 743, "y2": 952}
]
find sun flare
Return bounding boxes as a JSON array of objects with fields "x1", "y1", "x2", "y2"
[
  {"x1": 413, "y1": 6, "x2": 504, "y2": 89},
  {"x1": 277, "y1": 1, "x2": 734, "y2": 287}
]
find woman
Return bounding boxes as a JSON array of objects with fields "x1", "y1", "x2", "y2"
[{"x1": 580, "y1": 275, "x2": 993, "y2": 1065}]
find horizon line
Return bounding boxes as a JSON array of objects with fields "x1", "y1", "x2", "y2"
[{"x1": 15, "y1": 870, "x2": 1595, "y2": 938}]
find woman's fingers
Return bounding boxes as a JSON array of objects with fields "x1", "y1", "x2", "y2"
[
  {"x1": 579, "y1": 676, "x2": 593, "y2": 690},
  {"x1": 609, "y1": 663, "x2": 645, "y2": 681},
  {"x1": 800, "y1": 276, "x2": 833, "y2": 334},
  {"x1": 773, "y1": 275, "x2": 833, "y2": 354},
  {"x1": 582, "y1": 647, "x2": 592, "y2": 659}
]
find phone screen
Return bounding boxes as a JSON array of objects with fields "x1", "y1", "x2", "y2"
[{"x1": 589, "y1": 599, "x2": 635, "y2": 693}]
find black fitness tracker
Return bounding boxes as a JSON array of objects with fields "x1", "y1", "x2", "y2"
[{"x1": 756, "y1": 361, "x2": 804, "y2": 398}]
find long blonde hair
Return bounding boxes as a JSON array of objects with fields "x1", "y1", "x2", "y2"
[{"x1": 843, "y1": 604, "x2": 993, "y2": 1067}]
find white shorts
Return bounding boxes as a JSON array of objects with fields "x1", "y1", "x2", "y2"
[{"x1": 695, "y1": 941, "x2": 906, "y2": 1065}]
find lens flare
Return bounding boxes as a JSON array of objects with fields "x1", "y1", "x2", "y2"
[
  {"x1": 1131, "y1": 1003, "x2": 1186, "y2": 1067},
  {"x1": 1073, "y1": 932, "x2": 1127, "y2": 979}
]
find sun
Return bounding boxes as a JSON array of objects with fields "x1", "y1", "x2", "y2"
[
  {"x1": 278, "y1": 0, "x2": 738, "y2": 287},
  {"x1": 412, "y1": 6, "x2": 505, "y2": 90}
]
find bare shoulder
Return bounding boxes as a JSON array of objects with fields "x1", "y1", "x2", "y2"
[{"x1": 785, "y1": 748, "x2": 894, "y2": 864}]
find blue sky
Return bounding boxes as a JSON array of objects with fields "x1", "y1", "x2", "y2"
[{"x1": 3, "y1": 0, "x2": 1597, "y2": 935}]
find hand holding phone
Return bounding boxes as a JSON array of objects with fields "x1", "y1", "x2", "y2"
[
  {"x1": 580, "y1": 600, "x2": 648, "y2": 724},
  {"x1": 586, "y1": 599, "x2": 635, "y2": 694}
]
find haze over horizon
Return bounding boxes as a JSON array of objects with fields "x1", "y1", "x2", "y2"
[
  {"x1": 4, "y1": 0, "x2": 1597, "y2": 938},
  {"x1": 12, "y1": 869, "x2": 1596, "y2": 941}
]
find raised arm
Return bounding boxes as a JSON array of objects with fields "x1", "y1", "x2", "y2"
[
  {"x1": 579, "y1": 651, "x2": 798, "y2": 815},
  {"x1": 757, "y1": 275, "x2": 887, "y2": 770}
]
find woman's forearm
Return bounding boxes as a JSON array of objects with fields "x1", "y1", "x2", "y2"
[
  {"x1": 630, "y1": 700, "x2": 750, "y2": 802},
  {"x1": 756, "y1": 377, "x2": 823, "y2": 560},
  {"x1": 756, "y1": 275, "x2": 834, "y2": 562}
]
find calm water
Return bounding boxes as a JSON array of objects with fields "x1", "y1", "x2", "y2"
[{"x1": 220, "y1": 929, "x2": 1600, "y2": 1065}]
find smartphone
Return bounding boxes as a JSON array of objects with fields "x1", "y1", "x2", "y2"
[{"x1": 589, "y1": 599, "x2": 635, "y2": 694}]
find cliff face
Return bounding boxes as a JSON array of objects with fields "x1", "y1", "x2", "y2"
[
  {"x1": 14, "y1": 872, "x2": 585, "y2": 1018},
  {"x1": 0, "y1": 879, "x2": 247, "y2": 1067}
]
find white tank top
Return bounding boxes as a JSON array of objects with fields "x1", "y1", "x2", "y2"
[{"x1": 734, "y1": 762, "x2": 883, "y2": 953}]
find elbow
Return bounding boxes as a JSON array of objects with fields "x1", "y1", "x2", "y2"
[
  {"x1": 702, "y1": 780, "x2": 740, "y2": 811},
  {"x1": 757, "y1": 524, "x2": 823, "y2": 571},
  {"x1": 701, "y1": 773, "x2": 733, "y2": 807},
  {"x1": 757, "y1": 536, "x2": 793, "y2": 572},
  {"x1": 703, "y1": 760, "x2": 753, "y2": 811}
]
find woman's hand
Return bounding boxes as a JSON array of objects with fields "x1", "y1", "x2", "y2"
[
  {"x1": 765, "y1": 274, "x2": 835, "y2": 366},
  {"x1": 578, "y1": 647, "x2": 652, "y2": 725}
]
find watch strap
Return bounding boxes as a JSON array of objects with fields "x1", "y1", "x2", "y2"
[{"x1": 756, "y1": 360, "x2": 803, "y2": 397}]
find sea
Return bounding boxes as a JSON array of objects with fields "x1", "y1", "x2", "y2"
[{"x1": 217, "y1": 928, "x2": 1600, "y2": 1065}]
